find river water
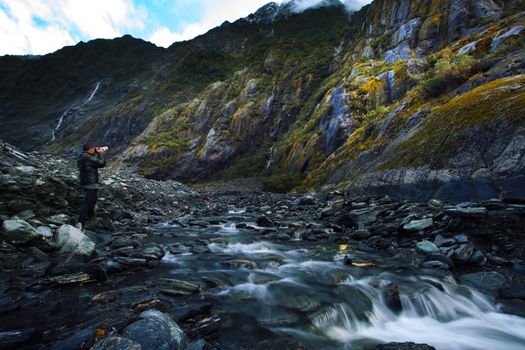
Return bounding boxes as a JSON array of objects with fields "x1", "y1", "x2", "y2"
[
  {"x1": 149, "y1": 208, "x2": 525, "y2": 350},
  {"x1": 3, "y1": 207, "x2": 524, "y2": 349}
]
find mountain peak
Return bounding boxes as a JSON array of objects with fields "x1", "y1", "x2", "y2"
[
  {"x1": 244, "y1": 2, "x2": 280, "y2": 23},
  {"x1": 244, "y1": 0, "x2": 347, "y2": 24}
]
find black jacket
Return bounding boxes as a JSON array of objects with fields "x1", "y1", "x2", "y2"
[{"x1": 77, "y1": 152, "x2": 106, "y2": 186}]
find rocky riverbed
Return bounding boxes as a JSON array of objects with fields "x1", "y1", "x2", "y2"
[{"x1": 1, "y1": 141, "x2": 525, "y2": 350}]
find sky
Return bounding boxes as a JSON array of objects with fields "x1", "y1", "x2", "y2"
[{"x1": 0, "y1": 0, "x2": 372, "y2": 56}]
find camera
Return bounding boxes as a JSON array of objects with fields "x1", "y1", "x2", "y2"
[{"x1": 95, "y1": 146, "x2": 108, "y2": 153}]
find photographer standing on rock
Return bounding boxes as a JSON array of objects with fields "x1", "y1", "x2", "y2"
[{"x1": 76, "y1": 144, "x2": 107, "y2": 230}]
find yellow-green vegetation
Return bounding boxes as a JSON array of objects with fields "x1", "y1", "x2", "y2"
[
  {"x1": 138, "y1": 154, "x2": 181, "y2": 176},
  {"x1": 418, "y1": 54, "x2": 480, "y2": 98},
  {"x1": 380, "y1": 75, "x2": 525, "y2": 169}
]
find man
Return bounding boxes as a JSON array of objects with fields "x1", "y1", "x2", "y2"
[{"x1": 76, "y1": 144, "x2": 107, "y2": 230}]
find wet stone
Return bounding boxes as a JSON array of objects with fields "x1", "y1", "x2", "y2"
[
  {"x1": 16, "y1": 209, "x2": 35, "y2": 221},
  {"x1": 445, "y1": 207, "x2": 488, "y2": 218},
  {"x1": 500, "y1": 284, "x2": 525, "y2": 299},
  {"x1": 90, "y1": 335, "x2": 142, "y2": 350},
  {"x1": 28, "y1": 246, "x2": 49, "y2": 262},
  {"x1": 374, "y1": 342, "x2": 436, "y2": 350},
  {"x1": 403, "y1": 218, "x2": 433, "y2": 232},
  {"x1": 422, "y1": 260, "x2": 450, "y2": 269},
  {"x1": 416, "y1": 240, "x2": 439, "y2": 255},
  {"x1": 352, "y1": 229, "x2": 372, "y2": 239},
  {"x1": 46, "y1": 214, "x2": 70, "y2": 225},
  {"x1": 1, "y1": 219, "x2": 45, "y2": 245},
  {"x1": 453, "y1": 242, "x2": 475, "y2": 263},
  {"x1": 191, "y1": 244, "x2": 210, "y2": 254},
  {"x1": 0, "y1": 329, "x2": 37, "y2": 348},
  {"x1": 36, "y1": 226, "x2": 53, "y2": 238},
  {"x1": 256, "y1": 216, "x2": 277, "y2": 227},
  {"x1": 114, "y1": 257, "x2": 147, "y2": 267},
  {"x1": 382, "y1": 282, "x2": 402, "y2": 313},
  {"x1": 454, "y1": 234, "x2": 469, "y2": 244},
  {"x1": 433, "y1": 235, "x2": 455, "y2": 247},
  {"x1": 221, "y1": 259, "x2": 257, "y2": 269},
  {"x1": 122, "y1": 309, "x2": 187, "y2": 350},
  {"x1": 334, "y1": 285, "x2": 373, "y2": 320},
  {"x1": 156, "y1": 278, "x2": 201, "y2": 294},
  {"x1": 320, "y1": 199, "x2": 345, "y2": 218},
  {"x1": 266, "y1": 281, "x2": 322, "y2": 312},
  {"x1": 468, "y1": 250, "x2": 487, "y2": 266},
  {"x1": 54, "y1": 225, "x2": 95, "y2": 258},
  {"x1": 44, "y1": 272, "x2": 92, "y2": 286},
  {"x1": 460, "y1": 271, "x2": 507, "y2": 292}
]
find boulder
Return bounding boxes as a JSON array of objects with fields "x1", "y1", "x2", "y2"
[
  {"x1": 54, "y1": 225, "x2": 95, "y2": 257},
  {"x1": 1, "y1": 219, "x2": 45, "y2": 245},
  {"x1": 374, "y1": 342, "x2": 436, "y2": 350},
  {"x1": 422, "y1": 260, "x2": 450, "y2": 269},
  {"x1": 122, "y1": 309, "x2": 186, "y2": 350},
  {"x1": 433, "y1": 235, "x2": 455, "y2": 247},
  {"x1": 256, "y1": 216, "x2": 277, "y2": 227},
  {"x1": 351, "y1": 229, "x2": 372, "y2": 239},
  {"x1": 46, "y1": 214, "x2": 70, "y2": 225},
  {"x1": 292, "y1": 195, "x2": 316, "y2": 206},
  {"x1": 453, "y1": 242, "x2": 475, "y2": 262},
  {"x1": 36, "y1": 226, "x2": 53, "y2": 238},
  {"x1": 403, "y1": 218, "x2": 433, "y2": 232},
  {"x1": 382, "y1": 282, "x2": 402, "y2": 313},
  {"x1": 320, "y1": 199, "x2": 346, "y2": 218},
  {"x1": 416, "y1": 240, "x2": 440, "y2": 255},
  {"x1": 333, "y1": 285, "x2": 373, "y2": 320},
  {"x1": 445, "y1": 207, "x2": 488, "y2": 218},
  {"x1": 460, "y1": 271, "x2": 506, "y2": 291},
  {"x1": 468, "y1": 250, "x2": 486, "y2": 266},
  {"x1": 499, "y1": 284, "x2": 525, "y2": 299},
  {"x1": 266, "y1": 281, "x2": 322, "y2": 312},
  {"x1": 91, "y1": 335, "x2": 141, "y2": 350}
]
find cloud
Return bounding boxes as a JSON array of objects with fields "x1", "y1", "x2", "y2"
[
  {"x1": 148, "y1": 0, "x2": 282, "y2": 47},
  {"x1": 343, "y1": 0, "x2": 373, "y2": 11},
  {"x1": 288, "y1": 0, "x2": 372, "y2": 12},
  {"x1": 148, "y1": 0, "x2": 373, "y2": 48},
  {"x1": 0, "y1": 0, "x2": 145, "y2": 55},
  {"x1": 0, "y1": 0, "x2": 374, "y2": 54}
]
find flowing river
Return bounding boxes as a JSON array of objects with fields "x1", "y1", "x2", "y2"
[
  {"x1": 2, "y1": 207, "x2": 525, "y2": 350},
  {"x1": 148, "y1": 208, "x2": 525, "y2": 350}
]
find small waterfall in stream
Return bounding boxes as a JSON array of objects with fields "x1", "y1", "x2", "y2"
[{"x1": 204, "y1": 237, "x2": 525, "y2": 350}]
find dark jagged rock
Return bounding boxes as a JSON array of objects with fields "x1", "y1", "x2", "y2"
[
  {"x1": 122, "y1": 309, "x2": 187, "y2": 350},
  {"x1": 460, "y1": 271, "x2": 507, "y2": 292},
  {"x1": 374, "y1": 342, "x2": 436, "y2": 350}
]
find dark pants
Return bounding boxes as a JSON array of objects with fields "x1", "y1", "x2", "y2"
[{"x1": 78, "y1": 189, "x2": 98, "y2": 226}]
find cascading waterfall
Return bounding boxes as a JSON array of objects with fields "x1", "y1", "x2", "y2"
[
  {"x1": 50, "y1": 81, "x2": 102, "y2": 142},
  {"x1": 50, "y1": 108, "x2": 70, "y2": 141},
  {"x1": 205, "y1": 238, "x2": 525, "y2": 350},
  {"x1": 307, "y1": 273, "x2": 525, "y2": 350},
  {"x1": 87, "y1": 81, "x2": 101, "y2": 101}
]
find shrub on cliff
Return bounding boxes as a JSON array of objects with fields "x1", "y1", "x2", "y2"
[
  {"x1": 435, "y1": 55, "x2": 477, "y2": 84},
  {"x1": 420, "y1": 55, "x2": 479, "y2": 97}
]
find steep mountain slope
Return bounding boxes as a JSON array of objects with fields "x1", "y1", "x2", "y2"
[{"x1": 1, "y1": 0, "x2": 524, "y2": 200}]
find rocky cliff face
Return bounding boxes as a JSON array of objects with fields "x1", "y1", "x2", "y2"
[{"x1": 1, "y1": 0, "x2": 524, "y2": 200}]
